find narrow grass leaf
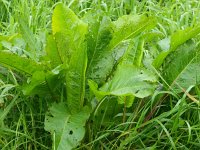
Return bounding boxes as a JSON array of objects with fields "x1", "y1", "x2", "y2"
[{"x1": 156, "y1": 119, "x2": 177, "y2": 150}]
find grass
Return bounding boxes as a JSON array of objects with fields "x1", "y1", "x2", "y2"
[{"x1": 1, "y1": 0, "x2": 200, "y2": 149}]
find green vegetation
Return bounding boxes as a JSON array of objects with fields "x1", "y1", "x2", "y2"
[{"x1": 1, "y1": 0, "x2": 200, "y2": 149}]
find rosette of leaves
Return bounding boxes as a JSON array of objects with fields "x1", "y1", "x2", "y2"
[{"x1": 0, "y1": 3, "x2": 158, "y2": 150}]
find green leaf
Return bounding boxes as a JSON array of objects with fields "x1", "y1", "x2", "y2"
[
  {"x1": 153, "y1": 24, "x2": 200, "y2": 68},
  {"x1": 0, "y1": 51, "x2": 44, "y2": 75},
  {"x1": 120, "y1": 37, "x2": 144, "y2": 66},
  {"x1": 22, "y1": 71, "x2": 46, "y2": 95},
  {"x1": 87, "y1": 14, "x2": 156, "y2": 85},
  {"x1": 163, "y1": 40, "x2": 200, "y2": 92},
  {"x1": 66, "y1": 43, "x2": 87, "y2": 113},
  {"x1": 86, "y1": 16, "x2": 114, "y2": 84},
  {"x1": 44, "y1": 103, "x2": 90, "y2": 150},
  {"x1": 52, "y1": 3, "x2": 79, "y2": 36},
  {"x1": 109, "y1": 15, "x2": 156, "y2": 51},
  {"x1": 52, "y1": 3, "x2": 88, "y2": 113},
  {"x1": 118, "y1": 37, "x2": 145, "y2": 107},
  {"x1": 170, "y1": 26, "x2": 200, "y2": 51},
  {"x1": 88, "y1": 80, "x2": 107, "y2": 100},
  {"x1": 53, "y1": 33, "x2": 70, "y2": 64},
  {"x1": 89, "y1": 64, "x2": 157, "y2": 100},
  {"x1": 45, "y1": 35, "x2": 62, "y2": 68},
  {"x1": 22, "y1": 67, "x2": 63, "y2": 97},
  {"x1": 52, "y1": 3, "x2": 87, "y2": 64}
]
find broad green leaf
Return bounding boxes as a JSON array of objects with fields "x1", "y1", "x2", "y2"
[
  {"x1": 52, "y1": 4, "x2": 88, "y2": 113},
  {"x1": 87, "y1": 14, "x2": 156, "y2": 85},
  {"x1": 86, "y1": 16, "x2": 114, "y2": 84},
  {"x1": 52, "y1": 3, "x2": 72, "y2": 64},
  {"x1": 0, "y1": 51, "x2": 44, "y2": 75},
  {"x1": 120, "y1": 37, "x2": 144, "y2": 66},
  {"x1": 45, "y1": 103, "x2": 90, "y2": 150},
  {"x1": 118, "y1": 37, "x2": 144, "y2": 107},
  {"x1": 22, "y1": 66, "x2": 64, "y2": 97},
  {"x1": 108, "y1": 15, "x2": 156, "y2": 51},
  {"x1": 89, "y1": 64, "x2": 157, "y2": 100},
  {"x1": 52, "y1": 4, "x2": 87, "y2": 64},
  {"x1": 52, "y1": 3, "x2": 79, "y2": 36},
  {"x1": 153, "y1": 24, "x2": 200, "y2": 68},
  {"x1": 21, "y1": 65, "x2": 64, "y2": 96},
  {"x1": 66, "y1": 43, "x2": 87, "y2": 113},
  {"x1": 53, "y1": 33, "x2": 70, "y2": 64},
  {"x1": 118, "y1": 40, "x2": 135, "y2": 65},
  {"x1": 170, "y1": 26, "x2": 200, "y2": 51},
  {"x1": 163, "y1": 40, "x2": 200, "y2": 92},
  {"x1": 22, "y1": 71, "x2": 46, "y2": 95},
  {"x1": 88, "y1": 80, "x2": 107, "y2": 100},
  {"x1": 45, "y1": 35, "x2": 62, "y2": 68}
]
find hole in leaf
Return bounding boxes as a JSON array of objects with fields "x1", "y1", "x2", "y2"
[{"x1": 69, "y1": 130, "x2": 73, "y2": 135}]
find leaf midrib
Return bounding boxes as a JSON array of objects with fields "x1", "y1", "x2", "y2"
[
  {"x1": 108, "y1": 18, "x2": 152, "y2": 52},
  {"x1": 170, "y1": 52, "x2": 199, "y2": 88}
]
